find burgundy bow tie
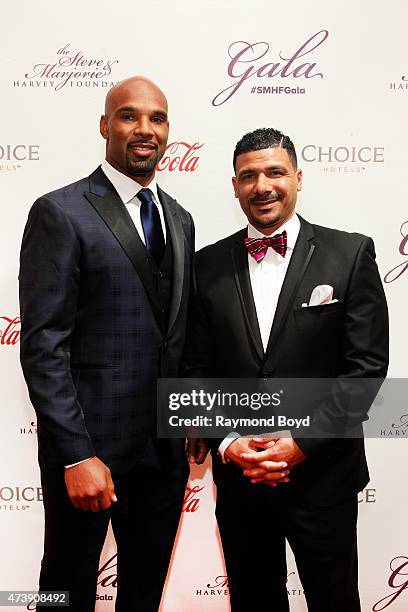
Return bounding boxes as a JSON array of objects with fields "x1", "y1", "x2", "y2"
[{"x1": 244, "y1": 230, "x2": 287, "y2": 262}]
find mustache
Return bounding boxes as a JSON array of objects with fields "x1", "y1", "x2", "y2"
[{"x1": 250, "y1": 193, "x2": 280, "y2": 204}]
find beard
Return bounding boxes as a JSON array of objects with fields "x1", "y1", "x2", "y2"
[{"x1": 125, "y1": 149, "x2": 159, "y2": 176}]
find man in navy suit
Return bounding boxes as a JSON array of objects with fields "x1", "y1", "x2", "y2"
[
  {"x1": 19, "y1": 76, "x2": 194, "y2": 611},
  {"x1": 184, "y1": 128, "x2": 388, "y2": 612}
]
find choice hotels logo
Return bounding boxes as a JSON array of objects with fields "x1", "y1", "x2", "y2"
[
  {"x1": 14, "y1": 43, "x2": 119, "y2": 92},
  {"x1": 300, "y1": 144, "x2": 385, "y2": 174},
  {"x1": 0, "y1": 484, "x2": 42, "y2": 512},
  {"x1": 212, "y1": 30, "x2": 329, "y2": 106},
  {"x1": 0, "y1": 146, "x2": 39, "y2": 172}
]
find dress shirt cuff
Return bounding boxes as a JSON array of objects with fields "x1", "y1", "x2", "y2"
[
  {"x1": 65, "y1": 456, "x2": 94, "y2": 469},
  {"x1": 218, "y1": 433, "x2": 240, "y2": 463}
]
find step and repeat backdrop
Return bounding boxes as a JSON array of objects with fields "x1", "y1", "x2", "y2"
[{"x1": 1, "y1": 1, "x2": 407, "y2": 610}]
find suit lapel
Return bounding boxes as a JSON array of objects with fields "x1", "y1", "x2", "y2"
[
  {"x1": 231, "y1": 231, "x2": 264, "y2": 362},
  {"x1": 157, "y1": 186, "x2": 185, "y2": 335},
  {"x1": 84, "y1": 167, "x2": 162, "y2": 325},
  {"x1": 264, "y1": 216, "x2": 315, "y2": 358}
]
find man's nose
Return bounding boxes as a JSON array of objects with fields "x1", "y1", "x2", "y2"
[
  {"x1": 254, "y1": 173, "x2": 270, "y2": 194},
  {"x1": 133, "y1": 116, "x2": 154, "y2": 137}
]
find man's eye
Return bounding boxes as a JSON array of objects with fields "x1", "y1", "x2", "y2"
[
  {"x1": 121, "y1": 114, "x2": 133, "y2": 120},
  {"x1": 241, "y1": 174, "x2": 254, "y2": 181},
  {"x1": 152, "y1": 116, "x2": 165, "y2": 123}
]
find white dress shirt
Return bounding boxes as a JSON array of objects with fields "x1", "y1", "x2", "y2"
[
  {"x1": 218, "y1": 213, "x2": 301, "y2": 461},
  {"x1": 101, "y1": 159, "x2": 166, "y2": 242},
  {"x1": 65, "y1": 160, "x2": 166, "y2": 469}
]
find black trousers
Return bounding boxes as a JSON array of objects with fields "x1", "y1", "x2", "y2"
[
  {"x1": 215, "y1": 463, "x2": 360, "y2": 612},
  {"x1": 37, "y1": 439, "x2": 188, "y2": 612}
]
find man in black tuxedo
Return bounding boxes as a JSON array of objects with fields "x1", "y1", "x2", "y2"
[
  {"x1": 184, "y1": 128, "x2": 388, "y2": 611},
  {"x1": 19, "y1": 76, "x2": 194, "y2": 611}
]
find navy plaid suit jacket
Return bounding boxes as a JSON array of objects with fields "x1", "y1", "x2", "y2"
[{"x1": 19, "y1": 167, "x2": 194, "y2": 475}]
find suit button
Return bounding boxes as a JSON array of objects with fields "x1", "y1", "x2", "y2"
[{"x1": 163, "y1": 341, "x2": 168, "y2": 351}]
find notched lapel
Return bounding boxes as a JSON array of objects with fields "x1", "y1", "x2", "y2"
[
  {"x1": 264, "y1": 217, "x2": 315, "y2": 359},
  {"x1": 231, "y1": 234, "x2": 264, "y2": 362},
  {"x1": 84, "y1": 176, "x2": 162, "y2": 324},
  {"x1": 158, "y1": 186, "x2": 185, "y2": 335}
]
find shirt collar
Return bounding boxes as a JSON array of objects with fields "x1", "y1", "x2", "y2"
[
  {"x1": 101, "y1": 159, "x2": 159, "y2": 205},
  {"x1": 247, "y1": 213, "x2": 300, "y2": 250}
]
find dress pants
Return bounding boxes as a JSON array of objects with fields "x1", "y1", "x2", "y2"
[
  {"x1": 214, "y1": 461, "x2": 360, "y2": 612},
  {"x1": 37, "y1": 439, "x2": 188, "y2": 612}
]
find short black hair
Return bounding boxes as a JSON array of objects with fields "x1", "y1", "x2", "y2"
[{"x1": 233, "y1": 128, "x2": 297, "y2": 172}]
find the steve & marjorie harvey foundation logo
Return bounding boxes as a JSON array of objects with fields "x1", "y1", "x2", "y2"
[{"x1": 14, "y1": 43, "x2": 119, "y2": 91}]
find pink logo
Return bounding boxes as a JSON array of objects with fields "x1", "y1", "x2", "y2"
[
  {"x1": 384, "y1": 221, "x2": 408, "y2": 283},
  {"x1": 212, "y1": 30, "x2": 329, "y2": 106},
  {"x1": 157, "y1": 141, "x2": 203, "y2": 173},
  {"x1": 0, "y1": 316, "x2": 20, "y2": 346},
  {"x1": 373, "y1": 557, "x2": 408, "y2": 610},
  {"x1": 16, "y1": 43, "x2": 119, "y2": 91}
]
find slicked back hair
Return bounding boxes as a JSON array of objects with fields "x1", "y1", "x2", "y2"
[{"x1": 233, "y1": 128, "x2": 297, "y2": 172}]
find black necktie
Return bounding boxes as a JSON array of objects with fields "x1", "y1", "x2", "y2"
[{"x1": 138, "y1": 188, "x2": 165, "y2": 265}]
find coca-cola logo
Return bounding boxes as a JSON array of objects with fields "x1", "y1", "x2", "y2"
[
  {"x1": 373, "y1": 557, "x2": 408, "y2": 610},
  {"x1": 27, "y1": 555, "x2": 118, "y2": 608},
  {"x1": 384, "y1": 221, "x2": 408, "y2": 283},
  {"x1": 157, "y1": 141, "x2": 203, "y2": 173},
  {"x1": 0, "y1": 316, "x2": 20, "y2": 346},
  {"x1": 212, "y1": 30, "x2": 328, "y2": 106},
  {"x1": 14, "y1": 43, "x2": 119, "y2": 92},
  {"x1": 182, "y1": 485, "x2": 204, "y2": 512}
]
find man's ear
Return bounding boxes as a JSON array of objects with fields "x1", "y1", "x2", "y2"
[
  {"x1": 232, "y1": 176, "x2": 239, "y2": 198},
  {"x1": 100, "y1": 115, "x2": 108, "y2": 140},
  {"x1": 296, "y1": 168, "x2": 302, "y2": 192}
]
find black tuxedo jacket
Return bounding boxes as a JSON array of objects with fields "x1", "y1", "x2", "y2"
[
  {"x1": 184, "y1": 215, "x2": 388, "y2": 506},
  {"x1": 19, "y1": 167, "x2": 194, "y2": 475}
]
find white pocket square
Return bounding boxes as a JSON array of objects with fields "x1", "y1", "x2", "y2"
[{"x1": 302, "y1": 285, "x2": 338, "y2": 307}]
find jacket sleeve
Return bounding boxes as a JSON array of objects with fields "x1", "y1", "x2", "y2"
[
  {"x1": 293, "y1": 236, "x2": 389, "y2": 456},
  {"x1": 19, "y1": 196, "x2": 95, "y2": 465}
]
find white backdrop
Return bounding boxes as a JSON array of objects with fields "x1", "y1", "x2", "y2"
[{"x1": 1, "y1": 1, "x2": 407, "y2": 610}]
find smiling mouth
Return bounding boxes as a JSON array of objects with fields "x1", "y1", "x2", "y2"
[
  {"x1": 128, "y1": 143, "x2": 157, "y2": 156},
  {"x1": 251, "y1": 198, "x2": 279, "y2": 208}
]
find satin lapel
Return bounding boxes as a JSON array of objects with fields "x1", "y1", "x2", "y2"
[
  {"x1": 158, "y1": 186, "x2": 185, "y2": 335},
  {"x1": 85, "y1": 171, "x2": 162, "y2": 324},
  {"x1": 264, "y1": 217, "x2": 315, "y2": 358},
  {"x1": 231, "y1": 232, "x2": 264, "y2": 362}
]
